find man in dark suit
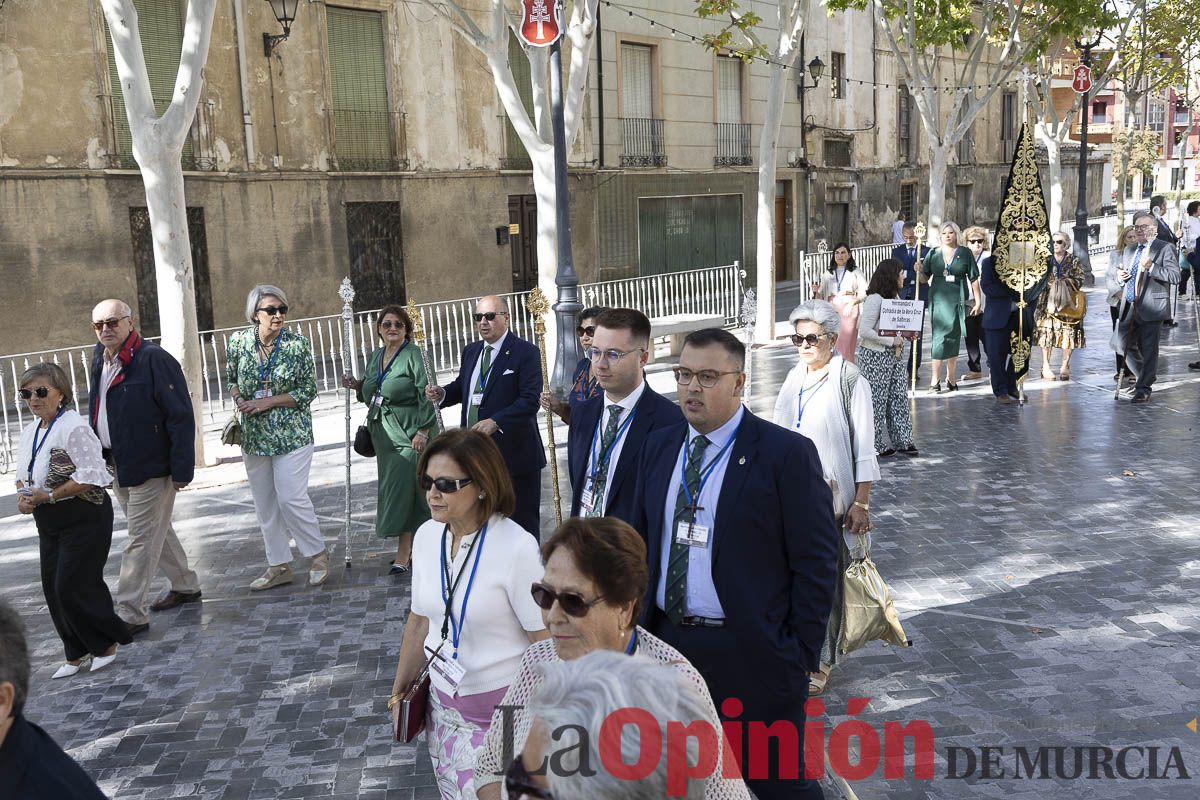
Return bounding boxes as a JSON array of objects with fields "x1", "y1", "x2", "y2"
[
  {"x1": 0, "y1": 600, "x2": 107, "y2": 799},
  {"x1": 630, "y1": 329, "x2": 838, "y2": 800},
  {"x1": 891, "y1": 224, "x2": 927, "y2": 376},
  {"x1": 426, "y1": 295, "x2": 545, "y2": 534},
  {"x1": 566, "y1": 308, "x2": 681, "y2": 523},
  {"x1": 1112, "y1": 211, "x2": 1181, "y2": 403},
  {"x1": 1150, "y1": 195, "x2": 1180, "y2": 326},
  {"x1": 979, "y1": 254, "x2": 1024, "y2": 403}
]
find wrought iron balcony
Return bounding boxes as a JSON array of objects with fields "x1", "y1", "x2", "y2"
[
  {"x1": 715, "y1": 122, "x2": 751, "y2": 166},
  {"x1": 620, "y1": 117, "x2": 667, "y2": 167},
  {"x1": 332, "y1": 109, "x2": 408, "y2": 172}
]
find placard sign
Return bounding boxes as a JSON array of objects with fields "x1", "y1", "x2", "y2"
[{"x1": 878, "y1": 299, "x2": 925, "y2": 336}]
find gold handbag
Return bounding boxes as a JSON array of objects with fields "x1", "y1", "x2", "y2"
[
  {"x1": 221, "y1": 413, "x2": 242, "y2": 447},
  {"x1": 839, "y1": 537, "x2": 911, "y2": 655},
  {"x1": 1047, "y1": 278, "x2": 1087, "y2": 323}
]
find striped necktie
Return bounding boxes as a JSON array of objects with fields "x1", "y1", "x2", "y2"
[
  {"x1": 665, "y1": 435, "x2": 709, "y2": 624},
  {"x1": 1125, "y1": 245, "x2": 1144, "y2": 303},
  {"x1": 586, "y1": 405, "x2": 624, "y2": 518}
]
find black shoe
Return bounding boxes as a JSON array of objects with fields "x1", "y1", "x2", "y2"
[
  {"x1": 1189, "y1": 362, "x2": 1200, "y2": 371},
  {"x1": 1131, "y1": 392, "x2": 1150, "y2": 404},
  {"x1": 946, "y1": 381, "x2": 959, "y2": 392},
  {"x1": 900, "y1": 445, "x2": 919, "y2": 456},
  {"x1": 995, "y1": 394, "x2": 1014, "y2": 404},
  {"x1": 150, "y1": 590, "x2": 202, "y2": 612},
  {"x1": 388, "y1": 560, "x2": 411, "y2": 575},
  {"x1": 878, "y1": 448, "x2": 896, "y2": 458},
  {"x1": 125, "y1": 621, "x2": 149, "y2": 637},
  {"x1": 1163, "y1": 319, "x2": 1178, "y2": 328},
  {"x1": 929, "y1": 382, "x2": 941, "y2": 393}
]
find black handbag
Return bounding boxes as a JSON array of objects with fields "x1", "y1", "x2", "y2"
[{"x1": 353, "y1": 425, "x2": 375, "y2": 458}]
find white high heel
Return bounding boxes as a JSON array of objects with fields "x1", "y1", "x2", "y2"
[
  {"x1": 91, "y1": 649, "x2": 118, "y2": 671},
  {"x1": 52, "y1": 661, "x2": 85, "y2": 679}
]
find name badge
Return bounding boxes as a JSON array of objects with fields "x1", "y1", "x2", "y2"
[
  {"x1": 254, "y1": 388, "x2": 273, "y2": 400},
  {"x1": 470, "y1": 392, "x2": 484, "y2": 406},
  {"x1": 427, "y1": 647, "x2": 467, "y2": 696},
  {"x1": 675, "y1": 521, "x2": 711, "y2": 548},
  {"x1": 372, "y1": 395, "x2": 384, "y2": 407},
  {"x1": 944, "y1": 273, "x2": 956, "y2": 283},
  {"x1": 580, "y1": 485, "x2": 596, "y2": 513}
]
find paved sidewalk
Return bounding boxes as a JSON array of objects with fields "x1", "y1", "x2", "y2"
[{"x1": 2, "y1": 281, "x2": 1199, "y2": 799}]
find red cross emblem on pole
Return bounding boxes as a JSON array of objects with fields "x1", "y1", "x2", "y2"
[
  {"x1": 1072, "y1": 64, "x2": 1093, "y2": 94},
  {"x1": 520, "y1": 0, "x2": 562, "y2": 47}
]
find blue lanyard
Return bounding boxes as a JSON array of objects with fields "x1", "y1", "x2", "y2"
[
  {"x1": 1052, "y1": 256, "x2": 1066, "y2": 279},
  {"x1": 835, "y1": 268, "x2": 847, "y2": 292},
  {"x1": 374, "y1": 342, "x2": 408, "y2": 399},
  {"x1": 588, "y1": 407, "x2": 638, "y2": 481},
  {"x1": 475, "y1": 346, "x2": 497, "y2": 393},
  {"x1": 678, "y1": 421, "x2": 741, "y2": 519},
  {"x1": 796, "y1": 374, "x2": 830, "y2": 427},
  {"x1": 439, "y1": 521, "x2": 488, "y2": 658},
  {"x1": 624, "y1": 628, "x2": 638, "y2": 655},
  {"x1": 28, "y1": 407, "x2": 65, "y2": 485},
  {"x1": 257, "y1": 331, "x2": 285, "y2": 386}
]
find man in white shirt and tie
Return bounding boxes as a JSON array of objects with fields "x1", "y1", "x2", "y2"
[
  {"x1": 565, "y1": 309, "x2": 681, "y2": 524},
  {"x1": 1112, "y1": 211, "x2": 1181, "y2": 402}
]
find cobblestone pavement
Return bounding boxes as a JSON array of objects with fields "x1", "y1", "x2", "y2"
[{"x1": 3, "y1": 281, "x2": 1199, "y2": 799}]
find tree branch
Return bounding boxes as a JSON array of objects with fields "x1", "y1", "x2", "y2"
[
  {"x1": 99, "y1": 0, "x2": 157, "y2": 128},
  {"x1": 160, "y1": 0, "x2": 217, "y2": 147}
]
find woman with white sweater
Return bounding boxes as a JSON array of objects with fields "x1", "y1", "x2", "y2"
[{"x1": 856, "y1": 259, "x2": 919, "y2": 457}]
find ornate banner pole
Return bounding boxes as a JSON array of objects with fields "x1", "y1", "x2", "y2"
[
  {"x1": 911, "y1": 222, "x2": 926, "y2": 397},
  {"x1": 338, "y1": 277, "x2": 357, "y2": 569},
  {"x1": 526, "y1": 288, "x2": 562, "y2": 528},
  {"x1": 405, "y1": 299, "x2": 445, "y2": 433},
  {"x1": 740, "y1": 287, "x2": 757, "y2": 402}
]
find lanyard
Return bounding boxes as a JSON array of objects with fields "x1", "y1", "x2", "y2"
[
  {"x1": 475, "y1": 346, "x2": 497, "y2": 393},
  {"x1": 373, "y1": 342, "x2": 408, "y2": 400},
  {"x1": 1052, "y1": 256, "x2": 1066, "y2": 279},
  {"x1": 257, "y1": 331, "x2": 285, "y2": 386},
  {"x1": 588, "y1": 407, "x2": 638, "y2": 480},
  {"x1": 835, "y1": 268, "x2": 847, "y2": 292},
  {"x1": 678, "y1": 421, "x2": 741, "y2": 521},
  {"x1": 439, "y1": 521, "x2": 488, "y2": 658},
  {"x1": 624, "y1": 628, "x2": 639, "y2": 655},
  {"x1": 28, "y1": 407, "x2": 65, "y2": 485},
  {"x1": 796, "y1": 374, "x2": 830, "y2": 427}
]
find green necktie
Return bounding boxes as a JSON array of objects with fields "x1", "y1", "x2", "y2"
[
  {"x1": 665, "y1": 435, "x2": 709, "y2": 624},
  {"x1": 586, "y1": 405, "x2": 624, "y2": 517},
  {"x1": 467, "y1": 344, "x2": 492, "y2": 427}
]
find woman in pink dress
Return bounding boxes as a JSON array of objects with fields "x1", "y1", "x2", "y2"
[{"x1": 812, "y1": 243, "x2": 867, "y2": 363}]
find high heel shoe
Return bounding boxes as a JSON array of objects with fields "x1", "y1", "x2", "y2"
[
  {"x1": 52, "y1": 660, "x2": 85, "y2": 679},
  {"x1": 1041, "y1": 365, "x2": 1057, "y2": 381},
  {"x1": 91, "y1": 647, "x2": 118, "y2": 672}
]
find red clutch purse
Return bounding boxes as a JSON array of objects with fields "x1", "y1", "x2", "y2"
[{"x1": 393, "y1": 644, "x2": 442, "y2": 743}]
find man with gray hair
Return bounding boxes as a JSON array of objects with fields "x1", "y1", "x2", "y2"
[
  {"x1": 0, "y1": 599, "x2": 107, "y2": 797},
  {"x1": 510, "y1": 650, "x2": 714, "y2": 800},
  {"x1": 88, "y1": 299, "x2": 201, "y2": 636}
]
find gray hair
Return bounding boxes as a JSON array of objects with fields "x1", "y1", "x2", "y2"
[
  {"x1": 1055, "y1": 229, "x2": 1073, "y2": 246},
  {"x1": 789, "y1": 299, "x2": 841, "y2": 337},
  {"x1": 0, "y1": 599, "x2": 30, "y2": 719},
  {"x1": 244, "y1": 284, "x2": 289, "y2": 323},
  {"x1": 19, "y1": 362, "x2": 74, "y2": 408},
  {"x1": 528, "y1": 651, "x2": 710, "y2": 800},
  {"x1": 1132, "y1": 210, "x2": 1154, "y2": 225}
]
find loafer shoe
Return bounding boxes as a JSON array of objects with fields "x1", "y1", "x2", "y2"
[
  {"x1": 125, "y1": 621, "x2": 149, "y2": 638},
  {"x1": 250, "y1": 564, "x2": 293, "y2": 591},
  {"x1": 1130, "y1": 392, "x2": 1150, "y2": 404},
  {"x1": 308, "y1": 553, "x2": 330, "y2": 587},
  {"x1": 150, "y1": 590, "x2": 202, "y2": 612}
]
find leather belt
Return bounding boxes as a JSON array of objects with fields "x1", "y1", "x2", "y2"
[{"x1": 680, "y1": 615, "x2": 725, "y2": 628}]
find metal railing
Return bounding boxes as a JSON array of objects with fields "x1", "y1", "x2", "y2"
[
  {"x1": 620, "y1": 117, "x2": 667, "y2": 167},
  {"x1": 796, "y1": 243, "x2": 896, "y2": 299},
  {"x1": 332, "y1": 109, "x2": 408, "y2": 171},
  {"x1": 715, "y1": 123, "x2": 751, "y2": 166},
  {"x1": 581, "y1": 263, "x2": 742, "y2": 327}
]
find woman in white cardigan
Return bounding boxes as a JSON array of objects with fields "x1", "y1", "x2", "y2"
[
  {"x1": 773, "y1": 300, "x2": 880, "y2": 695},
  {"x1": 856, "y1": 259, "x2": 919, "y2": 457}
]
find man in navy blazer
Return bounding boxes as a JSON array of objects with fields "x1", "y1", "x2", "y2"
[
  {"x1": 630, "y1": 328, "x2": 838, "y2": 800},
  {"x1": 566, "y1": 308, "x2": 681, "y2": 524},
  {"x1": 891, "y1": 224, "x2": 927, "y2": 376},
  {"x1": 426, "y1": 295, "x2": 546, "y2": 535},
  {"x1": 979, "y1": 254, "x2": 1022, "y2": 402}
]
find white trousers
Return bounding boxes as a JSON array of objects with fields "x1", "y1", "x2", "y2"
[
  {"x1": 113, "y1": 475, "x2": 200, "y2": 625},
  {"x1": 243, "y1": 445, "x2": 326, "y2": 566}
]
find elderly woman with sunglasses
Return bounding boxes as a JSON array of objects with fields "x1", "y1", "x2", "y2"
[
  {"x1": 14, "y1": 363, "x2": 131, "y2": 679},
  {"x1": 1035, "y1": 230, "x2": 1088, "y2": 381},
  {"x1": 342, "y1": 304, "x2": 438, "y2": 574},
  {"x1": 540, "y1": 305, "x2": 607, "y2": 424},
  {"x1": 227, "y1": 285, "x2": 329, "y2": 591},
  {"x1": 773, "y1": 300, "x2": 878, "y2": 696},
  {"x1": 472, "y1": 517, "x2": 749, "y2": 800},
  {"x1": 389, "y1": 429, "x2": 548, "y2": 800}
]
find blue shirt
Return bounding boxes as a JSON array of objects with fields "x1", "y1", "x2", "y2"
[{"x1": 656, "y1": 405, "x2": 745, "y2": 619}]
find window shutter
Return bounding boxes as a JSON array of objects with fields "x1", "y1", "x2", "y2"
[
  {"x1": 621, "y1": 44, "x2": 652, "y2": 119},
  {"x1": 503, "y1": 34, "x2": 535, "y2": 167},
  {"x1": 716, "y1": 59, "x2": 741, "y2": 124},
  {"x1": 326, "y1": 7, "x2": 392, "y2": 169}
]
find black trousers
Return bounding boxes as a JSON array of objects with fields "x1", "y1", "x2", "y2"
[
  {"x1": 983, "y1": 325, "x2": 1017, "y2": 397},
  {"x1": 509, "y1": 469, "x2": 542, "y2": 541},
  {"x1": 1120, "y1": 304, "x2": 1163, "y2": 395},
  {"x1": 965, "y1": 314, "x2": 984, "y2": 372},
  {"x1": 1109, "y1": 305, "x2": 1127, "y2": 375},
  {"x1": 651, "y1": 616, "x2": 824, "y2": 800},
  {"x1": 34, "y1": 495, "x2": 131, "y2": 662}
]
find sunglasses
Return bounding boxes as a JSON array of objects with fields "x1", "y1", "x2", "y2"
[
  {"x1": 91, "y1": 316, "x2": 130, "y2": 331},
  {"x1": 419, "y1": 475, "x2": 474, "y2": 494},
  {"x1": 790, "y1": 333, "x2": 827, "y2": 347},
  {"x1": 1052, "y1": 239, "x2": 1068, "y2": 245},
  {"x1": 505, "y1": 757, "x2": 554, "y2": 799},
  {"x1": 257, "y1": 305, "x2": 289, "y2": 317},
  {"x1": 530, "y1": 582, "x2": 605, "y2": 618},
  {"x1": 576, "y1": 325, "x2": 596, "y2": 338},
  {"x1": 968, "y1": 239, "x2": 986, "y2": 245},
  {"x1": 379, "y1": 320, "x2": 406, "y2": 330},
  {"x1": 474, "y1": 312, "x2": 507, "y2": 322},
  {"x1": 19, "y1": 387, "x2": 51, "y2": 400}
]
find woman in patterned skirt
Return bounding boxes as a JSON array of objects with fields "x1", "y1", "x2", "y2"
[
  {"x1": 1035, "y1": 230, "x2": 1087, "y2": 381},
  {"x1": 856, "y1": 260, "x2": 919, "y2": 457}
]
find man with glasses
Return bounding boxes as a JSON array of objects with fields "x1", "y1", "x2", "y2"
[
  {"x1": 629, "y1": 328, "x2": 838, "y2": 800},
  {"x1": 1111, "y1": 212, "x2": 1180, "y2": 403},
  {"x1": 426, "y1": 295, "x2": 545, "y2": 536},
  {"x1": 891, "y1": 224, "x2": 927, "y2": 377},
  {"x1": 1150, "y1": 195, "x2": 1181, "y2": 327},
  {"x1": 88, "y1": 299, "x2": 201, "y2": 637},
  {"x1": 565, "y1": 308, "x2": 681, "y2": 524}
]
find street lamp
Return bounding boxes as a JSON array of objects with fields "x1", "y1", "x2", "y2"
[
  {"x1": 263, "y1": 0, "x2": 299, "y2": 56},
  {"x1": 1071, "y1": 4, "x2": 1108, "y2": 283},
  {"x1": 796, "y1": 55, "x2": 824, "y2": 251}
]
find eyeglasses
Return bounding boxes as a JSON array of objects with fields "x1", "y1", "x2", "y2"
[
  {"x1": 474, "y1": 311, "x2": 507, "y2": 322},
  {"x1": 1052, "y1": 239, "x2": 1068, "y2": 245},
  {"x1": 530, "y1": 582, "x2": 605, "y2": 618},
  {"x1": 585, "y1": 347, "x2": 644, "y2": 363},
  {"x1": 379, "y1": 320, "x2": 406, "y2": 330},
  {"x1": 91, "y1": 316, "x2": 130, "y2": 331},
  {"x1": 257, "y1": 305, "x2": 289, "y2": 317},
  {"x1": 419, "y1": 475, "x2": 474, "y2": 494},
  {"x1": 576, "y1": 325, "x2": 596, "y2": 338},
  {"x1": 18, "y1": 387, "x2": 50, "y2": 400},
  {"x1": 505, "y1": 757, "x2": 554, "y2": 800},
  {"x1": 790, "y1": 333, "x2": 828, "y2": 348},
  {"x1": 1136, "y1": 224, "x2": 1157, "y2": 232},
  {"x1": 673, "y1": 367, "x2": 740, "y2": 388},
  {"x1": 968, "y1": 239, "x2": 986, "y2": 245}
]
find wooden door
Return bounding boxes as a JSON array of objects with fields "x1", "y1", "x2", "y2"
[
  {"x1": 508, "y1": 195, "x2": 538, "y2": 292},
  {"x1": 774, "y1": 196, "x2": 788, "y2": 280}
]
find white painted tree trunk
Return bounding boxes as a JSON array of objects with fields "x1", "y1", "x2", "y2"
[
  {"x1": 101, "y1": 0, "x2": 215, "y2": 466},
  {"x1": 927, "y1": 145, "x2": 950, "y2": 236},
  {"x1": 1043, "y1": 133, "x2": 1064, "y2": 231},
  {"x1": 754, "y1": 64, "x2": 788, "y2": 343}
]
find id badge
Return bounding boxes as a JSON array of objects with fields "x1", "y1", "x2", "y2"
[
  {"x1": 675, "y1": 521, "x2": 711, "y2": 548},
  {"x1": 580, "y1": 486, "x2": 596, "y2": 513},
  {"x1": 372, "y1": 395, "x2": 384, "y2": 408},
  {"x1": 944, "y1": 273, "x2": 956, "y2": 283},
  {"x1": 428, "y1": 648, "x2": 467, "y2": 696},
  {"x1": 254, "y1": 388, "x2": 273, "y2": 400},
  {"x1": 470, "y1": 392, "x2": 484, "y2": 406}
]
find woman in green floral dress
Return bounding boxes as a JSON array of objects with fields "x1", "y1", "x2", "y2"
[
  {"x1": 342, "y1": 305, "x2": 438, "y2": 574},
  {"x1": 920, "y1": 221, "x2": 982, "y2": 392},
  {"x1": 227, "y1": 285, "x2": 329, "y2": 591}
]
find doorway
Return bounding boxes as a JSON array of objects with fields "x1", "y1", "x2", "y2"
[
  {"x1": 508, "y1": 195, "x2": 539, "y2": 292},
  {"x1": 129, "y1": 206, "x2": 213, "y2": 337},
  {"x1": 775, "y1": 180, "x2": 791, "y2": 281},
  {"x1": 345, "y1": 202, "x2": 405, "y2": 311}
]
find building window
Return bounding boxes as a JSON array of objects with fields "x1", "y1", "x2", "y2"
[
  {"x1": 898, "y1": 85, "x2": 914, "y2": 165},
  {"x1": 900, "y1": 183, "x2": 917, "y2": 224},
  {"x1": 502, "y1": 35, "x2": 535, "y2": 170},
  {"x1": 1176, "y1": 97, "x2": 1191, "y2": 124},
  {"x1": 830, "y1": 52, "x2": 846, "y2": 100},
  {"x1": 715, "y1": 58, "x2": 750, "y2": 165},
  {"x1": 956, "y1": 105, "x2": 973, "y2": 164},
  {"x1": 1149, "y1": 100, "x2": 1166, "y2": 132},
  {"x1": 1001, "y1": 92, "x2": 1017, "y2": 162},
  {"x1": 345, "y1": 202, "x2": 405, "y2": 311},
  {"x1": 620, "y1": 43, "x2": 664, "y2": 167},
  {"x1": 327, "y1": 7, "x2": 403, "y2": 171},
  {"x1": 824, "y1": 137, "x2": 852, "y2": 168},
  {"x1": 1091, "y1": 100, "x2": 1108, "y2": 124},
  {"x1": 129, "y1": 207, "x2": 213, "y2": 337}
]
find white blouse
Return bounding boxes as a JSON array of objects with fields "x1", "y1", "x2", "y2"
[
  {"x1": 14, "y1": 409, "x2": 111, "y2": 490},
  {"x1": 817, "y1": 268, "x2": 866, "y2": 300},
  {"x1": 410, "y1": 514, "x2": 545, "y2": 696},
  {"x1": 772, "y1": 356, "x2": 879, "y2": 517}
]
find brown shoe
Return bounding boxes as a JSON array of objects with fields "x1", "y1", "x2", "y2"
[
  {"x1": 125, "y1": 620, "x2": 150, "y2": 637},
  {"x1": 150, "y1": 590, "x2": 202, "y2": 612}
]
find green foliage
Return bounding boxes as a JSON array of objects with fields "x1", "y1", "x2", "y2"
[
  {"x1": 694, "y1": 0, "x2": 768, "y2": 62},
  {"x1": 1111, "y1": 129, "x2": 1162, "y2": 181}
]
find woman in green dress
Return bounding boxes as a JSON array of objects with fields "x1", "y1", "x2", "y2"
[
  {"x1": 343, "y1": 305, "x2": 438, "y2": 574},
  {"x1": 921, "y1": 221, "x2": 982, "y2": 392}
]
